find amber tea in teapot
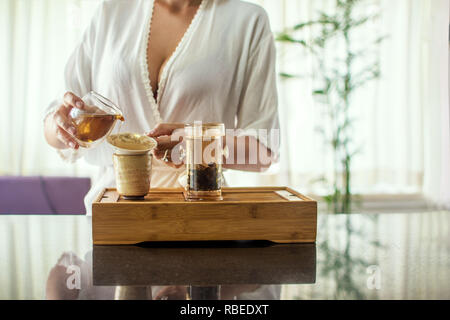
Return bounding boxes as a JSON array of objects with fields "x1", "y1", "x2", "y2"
[
  {"x1": 72, "y1": 113, "x2": 124, "y2": 145},
  {"x1": 69, "y1": 92, "x2": 124, "y2": 148}
]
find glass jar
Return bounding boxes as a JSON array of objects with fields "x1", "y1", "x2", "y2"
[{"x1": 184, "y1": 122, "x2": 226, "y2": 201}]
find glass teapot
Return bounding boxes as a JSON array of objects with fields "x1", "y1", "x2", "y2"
[
  {"x1": 183, "y1": 122, "x2": 227, "y2": 201},
  {"x1": 69, "y1": 91, "x2": 124, "y2": 148}
]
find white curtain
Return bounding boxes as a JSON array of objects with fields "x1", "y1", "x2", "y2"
[
  {"x1": 0, "y1": 0, "x2": 449, "y2": 208},
  {"x1": 0, "y1": 0, "x2": 99, "y2": 177}
]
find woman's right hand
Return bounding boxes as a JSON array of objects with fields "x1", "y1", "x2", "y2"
[
  {"x1": 44, "y1": 92, "x2": 85, "y2": 150},
  {"x1": 147, "y1": 123, "x2": 186, "y2": 168}
]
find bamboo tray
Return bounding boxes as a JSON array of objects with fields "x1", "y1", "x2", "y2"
[{"x1": 92, "y1": 187, "x2": 317, "y2": 245}]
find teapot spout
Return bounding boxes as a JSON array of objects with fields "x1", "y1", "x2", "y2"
[{"x1": 115, "y1": 115, "x2": 125, "y2": 121}]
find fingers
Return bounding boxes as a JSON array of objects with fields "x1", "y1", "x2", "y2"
[
  {"x1": 147, "y1": 123, "x2": 184, "y2": 138},
  {"x1": 63, "y1": 91, "x2": 85, "y2": 110},
  {"x1": 53, "y1": 91, "x2": 83, "y2": 150},
  {"x1": 153, "y1": 136, "x2": 184, "y2": 167},
  {"x1": 53, "y1": 109, "x2": 79, "y2": 149},
  {"x1": 53, "y1": 109, "x2": 77, "y2": 136},
  {"x1": 147, "y1": 126, "x2": 185, "y2": 168},
  {"x1": 154, "y1": 136, "x2": 181, "y2": 150},
  {"x1": 55, "y1": 126, "x2": 79, "y2": 149},
  {"x1": 153, "y1": 148, "x2": 167, "y2": 160},
  {"x1": 153, "y1": 147, "x2": 184, "y2": 169}
]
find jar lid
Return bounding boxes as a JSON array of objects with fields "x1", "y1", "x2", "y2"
[{"x1": 185, "y1": 122, "x2": 225, "y2": 138}]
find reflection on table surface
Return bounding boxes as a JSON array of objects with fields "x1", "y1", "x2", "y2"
[
  {"x1": 0, "y1": 211, "x2": 449, "y2": 299},
  {"x1": 93, "y1": 241, "x2": 316, "y2": 286}
]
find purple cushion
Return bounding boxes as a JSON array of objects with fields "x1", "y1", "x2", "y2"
[{"x1": 0, "y1": 176, "x2": 91, "y2": 215}]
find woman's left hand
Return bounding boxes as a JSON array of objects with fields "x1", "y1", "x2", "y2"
[{"x1": 147, "y1": 123, "x2": 185, "y2": 168}]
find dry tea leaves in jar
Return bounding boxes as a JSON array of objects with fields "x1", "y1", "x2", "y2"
[{"x1": 188, "y1": 163, "x2": 222, "y2": 191}]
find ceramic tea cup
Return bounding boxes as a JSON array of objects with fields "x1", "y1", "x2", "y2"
[
  {"x1": 108, "y1": 133, "x2": 157, "y2": 199},
  {"x1": 113, "y1": 153, "x2": 152, "y2": 199}
]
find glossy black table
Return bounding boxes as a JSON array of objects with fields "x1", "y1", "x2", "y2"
[{"x1": 0, "y1": 212, "x2": 449, "y2": 300}]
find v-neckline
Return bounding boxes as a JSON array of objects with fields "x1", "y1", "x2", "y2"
[{"x1": 141, "y1": 0, "x2": 206, "y2": 123}]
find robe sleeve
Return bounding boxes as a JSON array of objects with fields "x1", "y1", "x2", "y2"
[
  {"x1": 43, "y1": 3, "x2": 104, "y2": 162},
  {"x1": 235, "y1": 26, "x2": 280, "y2": 160}
]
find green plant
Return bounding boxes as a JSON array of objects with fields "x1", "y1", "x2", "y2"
[{"x1": 277, "y1": 0, "x2": 384, "y2": 213}]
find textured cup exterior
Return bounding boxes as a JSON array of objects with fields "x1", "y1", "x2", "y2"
[{"x1": 113, "y1": 154, "x2": 152, "y2": 197}]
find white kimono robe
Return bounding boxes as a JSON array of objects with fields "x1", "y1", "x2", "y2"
[{"x1": 46, "y1": 0, "x2": 279, "y2": 215}]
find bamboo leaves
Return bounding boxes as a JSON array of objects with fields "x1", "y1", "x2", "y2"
[{"x1": 276, "y1": 0, "x2": 384, "y2": 213}]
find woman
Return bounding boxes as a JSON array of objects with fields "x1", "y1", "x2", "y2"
[{"x1": 44, "y1": 0, "x2": 279, "y2": 215}]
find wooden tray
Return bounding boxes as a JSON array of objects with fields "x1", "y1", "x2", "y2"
[{"x1": 92, "y1": 187, "x2": 317, "y2": 245}]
